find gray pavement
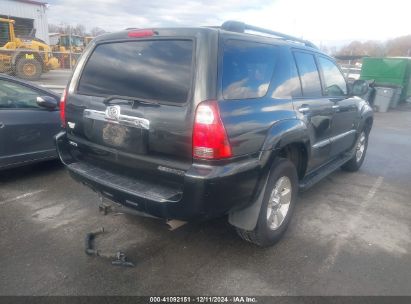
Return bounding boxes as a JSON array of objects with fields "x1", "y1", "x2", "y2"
[
  {"x1": 0, "y1": 105, "x2": 410, "y2": 296},
  {"x1": 34, "y1": 69, "x2": 72, "y2": 94}
]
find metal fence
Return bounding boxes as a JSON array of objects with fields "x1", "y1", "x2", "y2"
[{"x1": 48, "y1": 50, "x2": 83, "y2": 70}]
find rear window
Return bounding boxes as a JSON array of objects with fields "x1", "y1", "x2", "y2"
[
  {"x1": 77, "y1": 40, "x2": 193, "y2": 104},
  {"x1": 222, "y1": 40, "x2": 277, "y2": 99}
]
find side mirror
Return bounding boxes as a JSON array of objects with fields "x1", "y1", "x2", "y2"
[
  {"x1": 351, "y1": 80, "x2": 369, "y2": 96},
  {"x1": 36, "y1": 96, "x2": 58, "y2": 109}
]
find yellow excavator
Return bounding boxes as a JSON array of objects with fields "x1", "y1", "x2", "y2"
[
  {"x1": 50, "y1": 33, "x2": 85, "y2": 68},
  {"x1": 0, "y1": 18, "x2": 59, "y2": 80}
]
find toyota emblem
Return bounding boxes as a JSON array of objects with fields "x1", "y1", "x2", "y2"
[{"x1": 105, "y1": 105, "x2": 121, "y2": 120}]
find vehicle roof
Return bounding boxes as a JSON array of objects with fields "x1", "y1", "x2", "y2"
[{"x1": 92, "y1": 26, "x2": 329, "y2": 59}]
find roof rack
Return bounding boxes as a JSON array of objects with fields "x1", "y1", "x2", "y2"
[{"x1": 220, "y1": 20, "x2": 318, "y2": 49}]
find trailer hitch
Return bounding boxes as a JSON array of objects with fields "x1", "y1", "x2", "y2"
[{"x1": 85, "y1": 227, "x2": 135, "y2": 267}]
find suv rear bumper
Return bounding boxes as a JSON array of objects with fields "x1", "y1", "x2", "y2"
[{"x1": 55, "y1": 132, "x2": 262, "y2": 220}]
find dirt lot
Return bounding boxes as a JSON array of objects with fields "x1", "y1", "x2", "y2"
[{"x1": 0, "y1": 105, "x2": 410, "y2": 296}]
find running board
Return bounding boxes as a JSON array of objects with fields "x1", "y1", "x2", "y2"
[{"x1": 299, "y1": 152, "x2": 354, "y2": 192}]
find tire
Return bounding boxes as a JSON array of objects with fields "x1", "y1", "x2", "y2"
[
  {"x1": 15, "y1": 58, "x2": 42, "y2": 80},
  {"x1": 341, "y1": 130, "x2": 368, "y2": 172},
  {"x1": 236, "y1": 158, "x2": 298, "y2": 247}
]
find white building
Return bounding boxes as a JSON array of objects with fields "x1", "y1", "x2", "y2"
[{"x1": 0, "y1": 0, "x2": 49, "y2": 44}]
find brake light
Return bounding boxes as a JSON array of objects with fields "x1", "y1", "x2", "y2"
[
  {"x1": 128, "y1": 29, "x2": 154, "y2": 38},
  {"x1": 193, "y1": 100, "x2": 232, "y2": 159},
  {"x1": 60, "y1": 89, "x2": 66, "y2": 128}
]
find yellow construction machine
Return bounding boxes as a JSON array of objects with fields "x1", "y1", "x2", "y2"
[
  {"x1": 0, "y1": 18, "x2": 59, "y2": 80},
  {"x1": 49, "y1": 33, "x2": 86, "y2": 68}
]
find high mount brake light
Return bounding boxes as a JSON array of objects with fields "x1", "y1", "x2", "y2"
[
  {"x1": 60, "y1": 88, "x2": 67, "y2": 128},
  {"x1": 127, "y1": 29, "x2": 155, "y2": 38},
  {"x1": 193, "y1": 100, "x2": 232, "y2": 160}
]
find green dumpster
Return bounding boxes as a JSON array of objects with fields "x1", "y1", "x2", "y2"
[{"x1": 360, "y1": 57, "x2": 411, "y2": 102}]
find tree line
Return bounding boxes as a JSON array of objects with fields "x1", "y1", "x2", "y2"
[
  {"x1": 322, "y1": 35, "x2": 411, "y2": 57},
  {"x1": 48, "y1": 24, "x2": 107, "y2": 37}
]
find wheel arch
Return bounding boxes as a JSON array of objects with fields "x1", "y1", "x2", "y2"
[
  {"x1": 364, "y1": 116, "x2": 373, "y2": 134},
  {"x1": 229, "y1": 119, "x2": 310, "y2": 231},
  {"x1": 359, "y1": 104, "x2": 374, "y2": 134},
  {"x1": 261, "y1": 119, "x2": 310, "y2": 181}
]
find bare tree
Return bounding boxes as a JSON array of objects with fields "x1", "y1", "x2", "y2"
[
  {"x1": 72, "y1": 24, "x2": 86, "y2": 36},
  {"x1": 320, "y1": 45, "x2": 329, "y2": 55},
  {"x1": 386, "y1": 35, "x2": 411, "y2": 56},
  {"x1": 362, "y1": 40, "x2": 385, "y2": 57},
  {"x1": 48, "y1": 23, "x2": 89, "y2": 36},
  {"x1": 90, "y1": 27, "x2": 107, "y2": 37},
  {"x1": 48, "y1": 23, "x2": 62, "y2": 34},
  {"x1": 335, "y1": 35, "x2": 411, "y2": 58}
]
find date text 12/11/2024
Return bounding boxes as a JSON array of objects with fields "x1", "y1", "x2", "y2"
[{"x1": 149, "y1": 297, "x2": 258, "y2": 303}]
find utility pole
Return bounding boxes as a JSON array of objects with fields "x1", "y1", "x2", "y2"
[{"x1": 69, "y1": 24, "x2": 72, "y2": 70}]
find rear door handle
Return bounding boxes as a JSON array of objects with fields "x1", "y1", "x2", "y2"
[
  {"x1": 298, "y1": 107, "x2": 310, "y2": 114},
  {"x1": 0, "y1": 122, "x2": 4, "y2": 129}
]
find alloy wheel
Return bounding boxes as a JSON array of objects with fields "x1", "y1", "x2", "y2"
[{"x1": 267, "y1": 176, "x2": 292, "y2": 230}]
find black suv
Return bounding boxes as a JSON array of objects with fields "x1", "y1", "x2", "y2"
[{"x1": 55, "y1": 21, "x2": 373, "y2": 246}]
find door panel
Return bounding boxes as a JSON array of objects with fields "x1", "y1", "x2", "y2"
[
  {"x1": 293, "y1": 51, "x2": 334, "y2": 172},
  {"x1": 317, "y1": 56, "x2": 358, "y2": 156},
  {"x1": 2, "y1": 109, "x2": 60, "y2": 157},
  {"x1": 0, "y1": 79, "x2": 60, "y2": 167},
  {"x1": 293, "y1": 98, "x2": 334, "y2": 171},
  {"x1": 329, "y1": 97, "x2": 358, "y2": 156}
]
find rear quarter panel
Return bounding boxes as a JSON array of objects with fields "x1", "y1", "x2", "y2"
[
  {"x1": 216, "y1": 35, "x2": 298, "y2": 156},
  {"x1": 219, "y1": 99, "x2": 297, "y2": 156}
]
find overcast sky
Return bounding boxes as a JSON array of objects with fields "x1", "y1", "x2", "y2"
[{"x1": 46, "y1": 0, "x2": 410, "y2": 47}]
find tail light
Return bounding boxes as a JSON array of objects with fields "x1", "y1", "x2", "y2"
[
  {"x1": 193, "y1": 100, "x2": 232, "y2": 159},
  {"x1": 60, "y1": 89, "x2": 67, "y2": 128}
]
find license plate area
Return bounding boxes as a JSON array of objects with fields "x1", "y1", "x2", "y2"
[{"x1": 83, "y1": 109, "x2": 149, "y2": 154}]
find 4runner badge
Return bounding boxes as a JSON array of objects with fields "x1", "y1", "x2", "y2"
[{"x1": 105, "y1": 105, "x2": 121, "y2": 121}]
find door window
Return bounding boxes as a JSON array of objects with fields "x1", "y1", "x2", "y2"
[
  {"x1": 318, "y1": 56, "x2": 347, "y2": 96},
  {"x1": 294, "y1": 52, "x2": 322, "y2": 97},
  {"x1": 0, "y1": 80, "x2": 42, "y2": 109},
  {"x1": 0, "y1": 22, "x2": 10, "y2": 46}
]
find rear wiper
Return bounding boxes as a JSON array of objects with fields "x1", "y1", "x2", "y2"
[{"x1": 103, "y1": 95, "x2": 160, "y2": 107}]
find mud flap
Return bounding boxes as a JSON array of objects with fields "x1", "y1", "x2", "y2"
[
  {"x1": 228, "y1": 173, "x2": 269, "y2": 231},
  {"x1": 228, "y1": 150, "x2": 281, "y2": 231}
]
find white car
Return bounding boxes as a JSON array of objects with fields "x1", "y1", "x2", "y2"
[{"x1": 341, "y1": 67, "x2": 361, "y2": 82}]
